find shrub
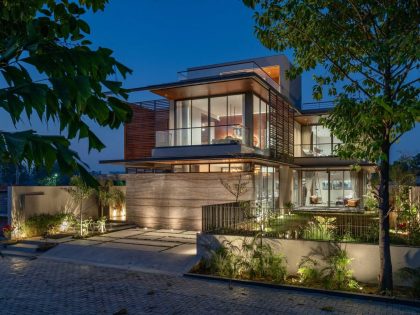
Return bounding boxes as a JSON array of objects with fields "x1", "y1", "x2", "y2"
[
  {"x1": 23, "y1": 213, "x2": 76, "y2": 237},
  {"x1": 205, "y1": 236, "x2": 287, "y2": 283},
  {"x1": 302, "y1": 216, "x2": 336, "y2": 241},
  {"x1": 297, "y1": 256, "x2": 321, "y2": 284},
  {"x1": 297, "y1": 243, "x2": 360, "y2": 291}
]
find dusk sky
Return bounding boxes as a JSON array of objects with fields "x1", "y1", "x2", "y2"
[{"x1": 1, "y1": 0, "x2": 419, "y2": 173}]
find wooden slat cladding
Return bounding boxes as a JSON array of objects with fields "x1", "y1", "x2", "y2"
[
  {"x1": 268, "y1": 91, "x2": 294, "y2": 163},
  {"x1": 124, "y1": 100, "x2": 170, "y2": 159}
]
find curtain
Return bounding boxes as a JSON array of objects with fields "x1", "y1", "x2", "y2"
[{"x1": 350, "y1": 171, "x2": 359, "y2": 199}]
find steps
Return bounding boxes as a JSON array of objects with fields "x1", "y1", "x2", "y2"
[{"x1": 1, "y1": 239, "x2": 56, "y2": 259}]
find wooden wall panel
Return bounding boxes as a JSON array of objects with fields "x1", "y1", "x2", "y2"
[
  {"x1": 124, "y1": 100, "x2": 169, "y2": 159},
  {"x1": 125, "y1": 172, "x2": 254, "y2": 230}
]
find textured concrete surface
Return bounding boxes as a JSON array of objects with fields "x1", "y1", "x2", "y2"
[
  {"x1": 41, "y1": 228, "x2": 199, "y2": 274},
  {"x1": 0, "y1": 257, "x2": 419, "y2": 315}
]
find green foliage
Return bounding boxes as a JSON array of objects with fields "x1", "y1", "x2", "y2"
[
  {"x1": 243, "y1": 0, "x2": 419, "y2": 291},
  {"x1": 0, "y1": 0, "x2": 133, "y2": 186},
  {"x1": 23, "y1": 212, "x2": 76, "y2": 237},
  {"x1": 68, "y1": 175, "x2": 95, "y2": 236},
  {"x1": 297, "y1": 243, "x2": 360, "y2": 291},
  {"x1": 206, "y1": 236, "x2": 287, "y2": 283},
  {"x1": 297, "y1": 256, "x2": 321, "y2": 284},
  {"x1": 397, "y1": 267, "x2": 420, "y2": 298},
  {"x1": 302, "y1": 216, "x2": 336, "y2": 241}
]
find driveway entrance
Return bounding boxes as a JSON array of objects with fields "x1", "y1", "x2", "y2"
[{"x1": 41, "y1": 228, "x2": 199, "y2": 274}]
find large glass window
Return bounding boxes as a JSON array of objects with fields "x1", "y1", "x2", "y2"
[
  {"x1": 300, "y1": 170, "x2": 360, "y2": 208},
  {"x1": 299, "y1": 124, "x2": 341, "y2": 157},
  {"x1": 253, "y1": 95, "x2": 269, "y2": 150},
  {"x1": 254, "y1": 165, "x2": 278, "y2": 209},
  {"x1": 171, "y1": 94, "x2": 245, "y2": 146}
]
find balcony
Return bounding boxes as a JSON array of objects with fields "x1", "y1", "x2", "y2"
[
  {"x1": 177, "y1": 61, "x2": 281, "y2": 92},
  {"x1": 294, "y1": 143, "x2": 336, "y2": 158},
  {"x1": 155, "y1": 125, "x2": 249, "y2": 147}
]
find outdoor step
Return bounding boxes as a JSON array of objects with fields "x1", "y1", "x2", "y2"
[{"x1": 0, "y1": 249, "x2": 37, "y2": 259}]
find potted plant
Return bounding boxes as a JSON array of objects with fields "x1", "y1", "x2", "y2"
[{"x1": 2, "y1": 225, "x2": 15, "y2": 240}]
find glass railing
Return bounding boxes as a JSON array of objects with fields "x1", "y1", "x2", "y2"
[
  {"x1": 156, "y1": 125, "x2": 249, "y2": 147},
  {"x1": 177, "y1": 61, "x2": 280, "y2": 92},
  {"x1": 294, "y1": 143, "x2": 339, "y2": 157}
]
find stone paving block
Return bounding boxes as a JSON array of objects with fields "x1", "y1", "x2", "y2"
[
  {"x1": 161, "y1": 244, "x2": 197, "y2": 255},
  {"x1": 126, "y1": 234, "x2": 165, "y2": 240},
  {"x1": 86, "y1": 236, "x2": 116, "y2": 242},
  {"x1": 97, "y1": 242, "x2": 167, "y2": 252},
  {"x1": 111, "y1": 238, "x2": 182, "y2": 247},
  {"x1": 66, "y1": 239, "x2": 102, "y2": 246},
  {"x1": 0, "y1": 258, "x2": 418, "y2": 315},
  {"x1": 160, "y1": 236, "x2": 196, "y2": 244},
  {"x1": 181, "y1": 231, "x2": 200, "y2": 235},
  {"x1": 102, "y1": 229, "x2": 145, "y2": 238},
  {"x1": 156, "y1": 229, "x2": 186, "y2": 234}
]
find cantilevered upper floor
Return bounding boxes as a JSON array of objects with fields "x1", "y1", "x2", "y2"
[{"x1": 104, "y1": 55, "x2": 360, "y2": 170}]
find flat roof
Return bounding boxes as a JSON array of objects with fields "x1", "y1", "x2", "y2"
[{"x1": 100, "y1": 153, "x2": 297, "y2": 169}]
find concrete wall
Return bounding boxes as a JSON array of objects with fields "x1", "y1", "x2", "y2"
[
  {"x1": 10, "y1": 186, "x2": 98, "y2": 222},
  {"x1": 198, "y1": 234, "x2": 420, "y2": 286},
  {"x1": 125, "y1": 172, "x2": 254, "y2": 230}
]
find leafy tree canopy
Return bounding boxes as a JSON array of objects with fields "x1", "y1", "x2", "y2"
[
  {"x1": 0, "y1": 0, "x2": 132, "y2": 186},
  {"x1": 244, "y1": 0, "x2": 419, "y2": 163},
  {"x1": 244, "y1": 0, "x2": 419, "y2": 292}
]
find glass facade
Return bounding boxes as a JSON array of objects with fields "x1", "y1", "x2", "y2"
[
  {"x1": 254, "y1": 165, "x2": 279, "y2": 209},
  {"x1": 297, "y1": 124, "x2": 342, "y2": 157},
  {"x1": 164, "y1": 94, "x2": 246, "y2": 146},
  {"x1": 173, "y1": 163, "x2": 251, "y2": 173},
  {"x1": 298, "y1": 170, "x2": 361, "y2": 208},
  {"x1": 252, "y1": 95, "x2": 269, "y2": 150}
]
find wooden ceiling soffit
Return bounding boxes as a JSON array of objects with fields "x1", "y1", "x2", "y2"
[{"x1": 150, "y1": 78, "x2": 269, "y2": 100}]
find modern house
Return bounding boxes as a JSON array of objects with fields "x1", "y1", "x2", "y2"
[{"x1": 102, "y1": 56, "x2": 373, "y2": 230}]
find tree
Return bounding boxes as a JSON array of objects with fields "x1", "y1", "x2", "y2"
[
  {"x1": 220, "y1": 174, "x2": 251, "y2": 202},
  {"x1": 244, "y1": 0, "x2": 420, "y2": 292},
  {"x1": 97, "y1": 179, "x2": 125, "y2": 218},
  {"x1": 68, "y1": 175, "x2": 95, "y2": 236},
  {"x1": 0, "y1": 0, "x2": 132, "y2": 187}
]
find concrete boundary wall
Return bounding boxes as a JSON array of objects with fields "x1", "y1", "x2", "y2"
[
  {"x1": 197, "y1": 234, "x2": 420, "y2": 286},
  {"x1": 10, "y1": 186, "x2": 99, "y2": 222}
]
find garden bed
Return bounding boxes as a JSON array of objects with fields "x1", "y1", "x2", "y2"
[{"x1": 185, "y1": 270, "x2": 420, "y2": 307}]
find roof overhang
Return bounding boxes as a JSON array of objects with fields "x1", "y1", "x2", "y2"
[
  {"x1": 100, "y1": 154, "x2": 297, "y2": 169},
  {"x1": 127, "y1": 73, "x2": 274, "y2": 101}
]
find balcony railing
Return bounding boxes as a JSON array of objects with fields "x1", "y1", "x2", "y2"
[
  {"x1": 300, "y1": 101, "x2": 335, "y2": 112},
  {"x1": 294, "y1": 143, "x2": 340, "y2": 157},
  {"x1": 156, "y1": 125, "x2": 249, "y2": 147},
  {"x1": 177, "y1": 61, "x2": 281, "y2": 92}
]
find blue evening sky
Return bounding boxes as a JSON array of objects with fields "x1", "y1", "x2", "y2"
[{"x1": 1, "y1": 0, "x2": 418, "y2": 173}]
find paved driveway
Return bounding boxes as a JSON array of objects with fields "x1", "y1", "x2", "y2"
[
  {"x1": 0, "y1": 257, "x2": 419, "y2": 315},
  {"x1": 41, "y1": 228, "x2": 199, "y2": 274}
]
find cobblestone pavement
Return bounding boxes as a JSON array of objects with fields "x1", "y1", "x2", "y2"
[{"x1": 0, "y1": 257, "x2": 418, "y2": 315}]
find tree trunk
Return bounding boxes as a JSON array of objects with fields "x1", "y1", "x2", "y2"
[
  {"x1": 378, "y1": 142, "x2": 393, "y2": 293},
  {"x1": 80, "y1": 199, "x2": 83, "y2": 236}
]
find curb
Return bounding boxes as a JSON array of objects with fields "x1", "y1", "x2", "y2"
[{"x1": 183, "y1": 272, "x2": 420, "y2": 308}]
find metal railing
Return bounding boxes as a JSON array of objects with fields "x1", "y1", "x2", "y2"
[
  {"x1": 156, "y1": 125, "x2": 249, "y2": 147},
  {"x1": 294, "y1": 143, "x2": 338, "y2": 157},
  {"x1": 202, "y1": 202, "x2": 379, "y2": 243},
  {"x1": 178, "y1": 61, "x2": 281, "y2": 91},
  {"x1": 300, "y1": 101, "x2": 335, "y2": 112}
]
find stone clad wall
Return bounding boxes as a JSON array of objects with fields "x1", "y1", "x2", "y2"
[{"x1": 125, "y1": 172, "x2": 254, "y2": 230}]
